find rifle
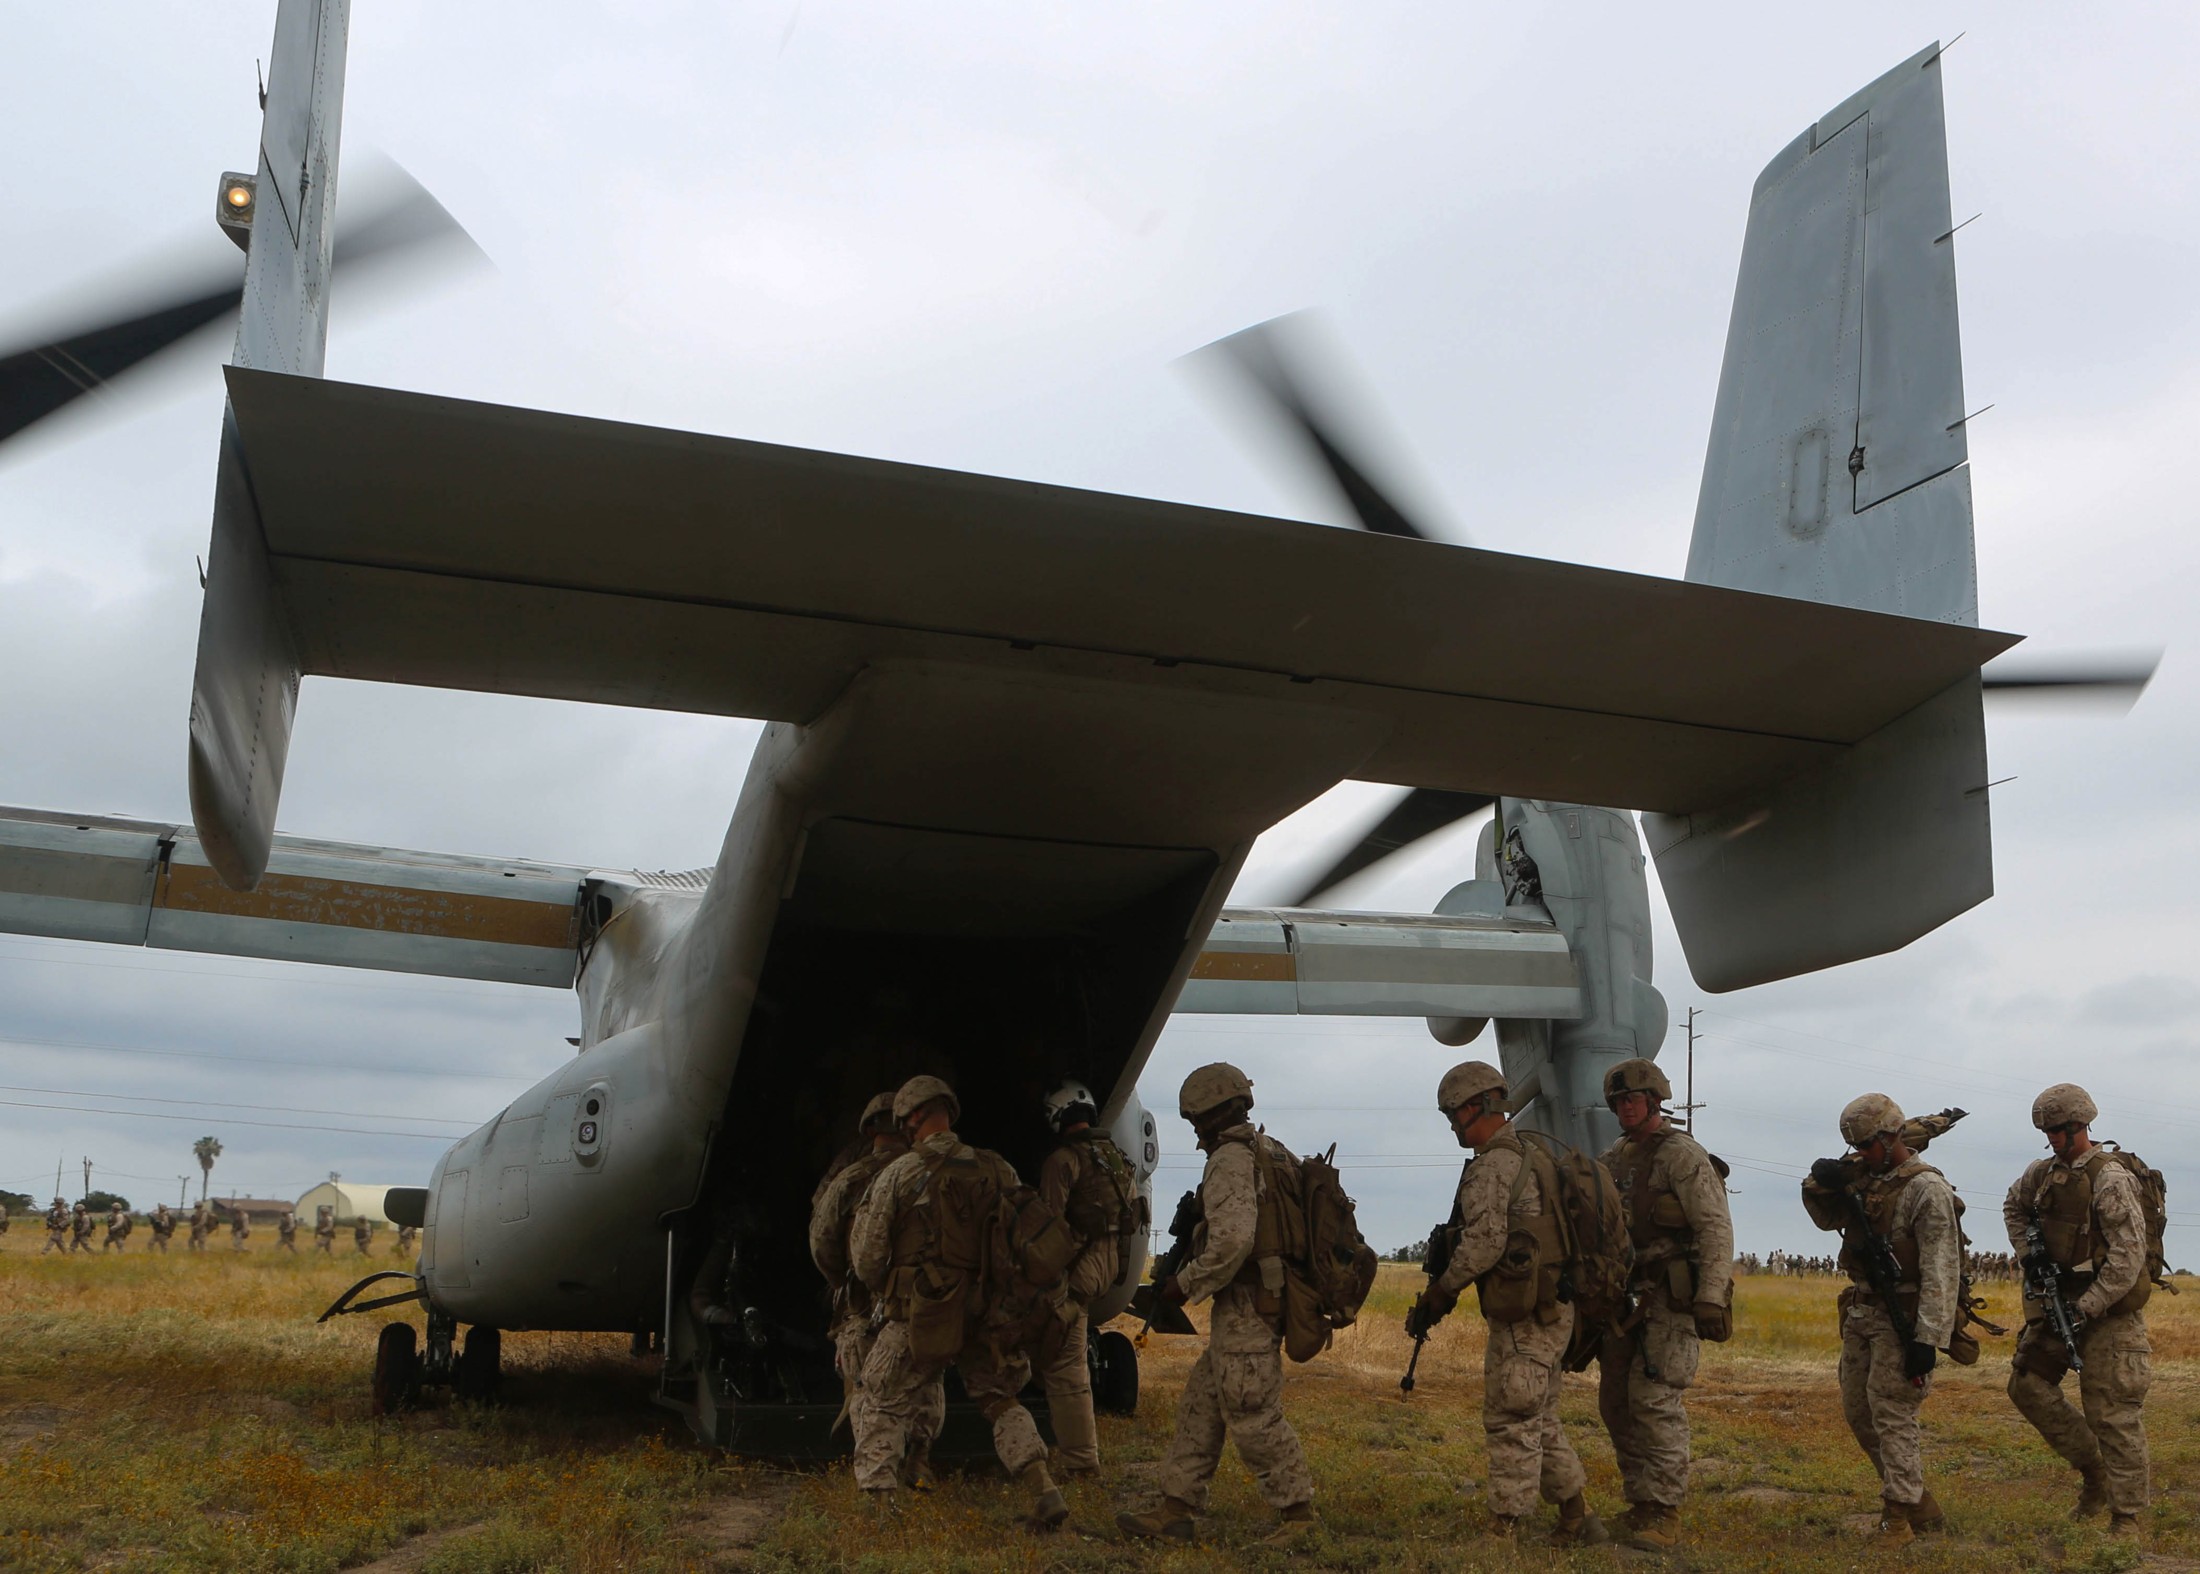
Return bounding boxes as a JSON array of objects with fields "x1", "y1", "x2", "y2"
[
  {"x1": 1401, "y1": 1218, "x2": 1458, "y2": 1394},
  {"x1": 2023, "y1": 1217, "x2": 2085, "y2": 1374},
  {"x1": 1811, "y1": 1158, "x2": 1925, "y2": 1382},
  {"x1": 1134, "y1": 1188, "x2": 1203, "y2": 1348}
]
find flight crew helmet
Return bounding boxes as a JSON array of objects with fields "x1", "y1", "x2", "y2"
[
  {"x1": 1437, "y1": 1060, "x2": 1510, "y2": 1117},
  {"x1": 2032, "y1": 1083, "x2": 2098, "y2": 1131},
  {"x1": 1602, "y1": 1058, "x2": 1672, "y2": 1105},
  {"x1": 1178, "y1": 1062, "x2": 1254, "y2": 1122},
  {"x1": 892, "y1": 1074, "x2": 961, "y2": 1126},
  {"x1": 1838, "y1": 1093, "x2": 1905, "y2": 1148},
  {"x1": 858, "y1": 1092, "x2": 899, "y2": 1135},
  {"x1": 1043, "y1": 1079, "x2": 1100, "y2": 1133}
]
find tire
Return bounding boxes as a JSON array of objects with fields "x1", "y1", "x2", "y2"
[
  {"x1": 1091, "y1": 1328, "x2": 1139, "y2": 1415},
  {"x1": 372, "y1": 1322, "x2": 420, "y2": 1416},
  {"x1": 454, "y1": 1325, "x2": 503, "y2": 1403}
]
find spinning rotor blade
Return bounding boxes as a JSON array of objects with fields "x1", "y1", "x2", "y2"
[
  {"x1": 1205, "y1": 316, "x2": 1433, "y2": 542},
  {"x1": 0, "y1": 164, "x2": 478, "y2": 450},
  {"x1": 1981, "y1": 653, "x2": 2158, "y2": 710},
  {"x1": 1284, "y1": 787, "x2": 1497, "y2": 908}
]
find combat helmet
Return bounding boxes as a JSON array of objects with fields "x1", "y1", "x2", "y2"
[
  {"x1": 2032, "y1": 1083, "x2": 2098, "y2": 1131},
  {"x1": 1436, "y1": 1060, "x2": 1509, "y2": 1116},
  {"x1": 1042, "y1": 1079, "x2": 1099, "y2": 1133},
  {"x1": 858, "y1": 1091, "x2": 898, "y2": 1134},
  {"x1": 1838, "y1": 1093, "x2": 1905, "y2": 1148},
  {"x1": 892, "y1": 1074, "x2": 961, "y2": 1125},
  {"x1": 1178, "y1": 1062, "x2": 1254, "y2": 1123},
  {"x1": 1602, "y1": 1057, "x2": 1671, "y2": 1105}
]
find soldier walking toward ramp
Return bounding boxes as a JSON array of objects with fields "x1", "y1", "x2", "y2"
[
  {"x1": 1118, "y1": 1063, "x2": 1318, "y2": 1547},
  {"x1": 2004, "y1": 1084, "x2": 2158, "y2": 1538},
  {"x1": 148, "y1": 1204, "x2": 175, "y2": 1252},
  {"x1": 277, "y1": 1210, "x2": 298, "y2": 1253},
  {"x1": 188, "y1": 1200, "x2": 211, "y2": 1252},
  {"x1": 396, "y1": 1223, "x2": 418, "y2": 1256},
  {"x1": 43, "y1": 1198, "x2": 68, "y2": 1253},
  {"x1": 1037, "y1": 1079, "x2": 1137, "y2": 1480},
  {"x1": 1596, "y1": 1058, "x2": 1734, "y2": 1552},
  {"x1": 804, "y1": 1093, "x2": 925, "y2": 1480},
  {"x1": 315, "y1": 1205, "x2": 336, "y2": 1254},
  {"x1": 103, "y1": 1202, "x2": 131, "y2": 1251},
  {"x1": 70, "y1": 1202, "x2": 96, "y2": 1253},
  {"x1": 229, "y1": 1205, "x2": 252, "y2": 1252},
  {"x1": 353, "y1": 1214, "x2": 374, "y2": 1254},
  {"x1": 850, "y1": 1075, "x2": 1068, "y2": 1530},
  {"x1": 1801, "y1": 1094, "x2": 1960, "y2": 1547},
  {"x1": 1404, "y1": 1061, "x2": 1606, "y2": 1548}
]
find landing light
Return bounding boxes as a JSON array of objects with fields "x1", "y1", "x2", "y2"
[{"x1": 215, "y1": 171, "x2": 256, "y2": 252}]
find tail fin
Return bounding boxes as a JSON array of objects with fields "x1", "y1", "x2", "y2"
[
  {"x1": 188, "y1": 0, "x2": 350, "y2": 889},
  {"x1": 1649, "y1": 43, "x2": 1992, "y2": 992}
]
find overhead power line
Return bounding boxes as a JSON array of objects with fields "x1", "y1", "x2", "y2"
[
  {"x1": 0, "y1": 1097, "x2": 461, "y2": 1142},
  {"x1": 0, "y1": 1030, "x2": 538, "y2": 1084},
  {"x1": 0, "y1": 1083, "x2": 478, "y2": 1128}
]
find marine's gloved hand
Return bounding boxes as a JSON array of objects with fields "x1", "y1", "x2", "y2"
[
  {"x1": 1405, "y1": 1286, "x2": 1457, "y2": 1339},
  {"x1": 1158, "y1": 1275, "x2": 1189, "y2": 1307},
  {"x1": 1692, "y1": 1301, "x2": 1731, "y2": 1342},
  {"x1": 1809, "y1": 1157, "x2": 1851, "y2": 1191},
  {"x1": 1903, "y1": 1341, "x2": 1938, "y2": 1380},
  {"x1": 2073, "y1": 1292, "x2": 2103, "y2": 1322}
]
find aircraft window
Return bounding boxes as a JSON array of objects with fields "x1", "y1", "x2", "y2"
[{"x1": 585, "y1": 1098, "x2": 601, "y2": 1116}]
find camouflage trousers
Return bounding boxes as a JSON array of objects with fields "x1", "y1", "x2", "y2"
[
  {"x1": 1158, "y1": 1288, "x2": 1313, "y2": 1512},
  {"x1": 2008, "y1": 1309, "x2": 2151, "y2": 1514},
  {"x1": 835, "y1": 1316, "x2": 938, "y2": 1463},
  {"x1": 854, "y1": 1319, "x2": 1038, "y2": 1491},
  {"x1": 1598, "y1": 1299, "x2": 1700, "y2": 1509},
  {"x1": 1838, "y1": 1300, "x2": 1933, "y2": 1506},
  {"x1": 1483, "y1": 1302, "x2": 1586, "y2": 1518},
  {"x1": 1039, "y1": 1305, "x2": 1098, "y2": 1472}
]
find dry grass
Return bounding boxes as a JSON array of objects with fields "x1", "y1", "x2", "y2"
[{"x1": 5, "y1": 1251, "x2": 2200, "y2": 1571}]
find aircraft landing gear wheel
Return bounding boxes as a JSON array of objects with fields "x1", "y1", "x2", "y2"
[
  {"x1": 454, "y1": 1325, "x2": 502, "y2": 1403},
  {"x1": 1091, "y1": 1328, "x2": 1138, "y2": 1415},
  {"x1": 372, "y1": 1322, "x2": 420, "y2": 1415}
]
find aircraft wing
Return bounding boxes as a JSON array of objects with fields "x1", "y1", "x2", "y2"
[
  {"x1": 194, "y1": 365, "x2": 2014, "y2": 891},
  {"x1": 0, "y1": 807, "x2": 1580, "y2": 1018}
]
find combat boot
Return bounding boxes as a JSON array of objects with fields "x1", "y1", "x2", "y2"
[
  {"x1": 899, "y1": 1445, "x2": 937, "y2": 1493},
  {"x1": 1261, "y1": 1502, "x2": 1320, "y2": 1547},
  {"x1": 1552, "y1": 1494, "x2": 1611, "y2": 1547},
  {"x1": 2073, "y1": 1464, "x2": 2109, "y2": 1520},
  {"x1": 2108, "y1": 1511, "x2": 2143, "y2": 1539},
  {"x1": 1115, "y1": 1496, "x2": 1197, "y2": 1541},
  {"x1": 862, "y1": 1488, "x2": 901, "y2": 1520},
  {"x1": 1018, "y1": 1462, "x2": 1069, "y2": 1534},
  {"x1": 1875, "y1": 1500, "x2": 1916, "y2": 1548},
  {"x1": 1623, "y1": 1503, "x2": 1682, "y2": 1551},
  {"x1": 1907, "y1": 1488, "x2": 1945, "y2": 1535}
]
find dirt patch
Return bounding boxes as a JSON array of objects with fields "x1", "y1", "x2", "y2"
[
  {"x1": 345, "y1": 1521, "x2": 486, "y2": 1573},
  {"x1": 1, "y1": 1403, "x2": 73, "y2": 1454},
  {"x1": 689, "y1": 1477, "x2": 794, "y2": 1568},
  {"x1": 1725, "y1": 1485, "x2": 1810, "y2": 1505}
]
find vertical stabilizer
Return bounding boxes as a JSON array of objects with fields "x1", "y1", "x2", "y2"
[
  {"x1": 1650, "y1": 44, "x2": 1993, "y2": 993},
  {"x1": 187, "y1": 0, "x2": 350, "y2": 889}
]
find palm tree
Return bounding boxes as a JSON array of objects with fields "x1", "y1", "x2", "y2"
[{"x1": 193, "y1": 1136, "x2": 223, "y2": 1203}]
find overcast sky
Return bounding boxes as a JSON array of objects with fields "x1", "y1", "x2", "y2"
[{"x1": 3, "y1": 4, "x2": 2198, "y2": 1267}]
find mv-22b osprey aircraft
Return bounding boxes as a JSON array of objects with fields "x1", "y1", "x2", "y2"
[{"x1": 0, "y1": 4, "x2": 2149, "y2": 1450}]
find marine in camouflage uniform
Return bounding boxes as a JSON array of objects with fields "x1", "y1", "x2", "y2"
[
  {"x1": 188, "y1": 1200, "x2": 211, "y2": 1251},
  {"x1": 804, "y1": 1092, "x2": 928, "y2": 1478},
  {"x1": 103, "y1": 1204, "x2": 131, "y2": 1251},
  {"x1": 314, "y1": 1206, "x2": 336, "y2": 1254},
  {"x1": 277, "y1": 1211, "x2": 298, "y2": 1252},
  {"x1": 0, "y1": 1201, "x2": 9, "y2": 1247},
  {"x1": 1118, "y1": 1062, "x2": 1317, "y2": 1547},
  {"x1": 396, "y1": 1224, "x2": 418, "y2": 1255},
  {"x1": 1036, "y1": 1079, "x2": 1133, "y2": 1477},
  {"x1": 353, "y1": 1215, "x2": 373, "y2": 1254},
  {"x1": 43, "y1": 1199, "x2": 68, "y2": 1254},
  {"x1": 1801, "y1": 1093, "x2": 1960, "y2": 1547},
  {"x1": 70, "y1": 1202, "x2": 96, "y2": 1253},
  {"x1": 148, "y1": 1204, "x2": 175, "y2": 1252},
  {"x1": 850, "y1": 1075, "x2": 1067, "y2": 1531},
  {"x1": 1596, "y1": 1058, "x2": 1734, "y2": 1551},
  {"x1": 2004, "y1": 1083, "x2": 2153, "y2": 1536},
  {"x1": 230, "y1": 1206, "x2": 252, "y2": 1251},
  {"x1": 1407, "y1": 1061, "x2": 1605, "y2": 1547}
]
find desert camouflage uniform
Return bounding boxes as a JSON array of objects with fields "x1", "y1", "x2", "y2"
[
  {"x1": 1035, "y1": 1132, "x2": 1130, "y2": 1473},
  {"x1": 278, "y1": 1211, "x2": 298, "y2": 1252},
  {"x1": 70, "y1": 1204, "x2": 96, "y2": 1253},
  {"x1": 1155, "y1": 1122, "x2": 1314, "y2": 1513},
  {"x1": 397, "y1": 1224, "x2": 418, "y2": 1255},
  {"x1": 1803, "y1": 1160, "x2": 1959, "y2": 1508},
  {"x1": 43, "y1": 1201, "x2": 68, "y2": 1253},
  {"x1": 809, "y1": 1145, "x2": 935, "y2": 1460},
  {"x1": 1435, "y1": 1125, "x2": 1587, "y2": 1519},
  {"x1": 188, "y1": 1202, "x2": 211, "y2": 1251},
  {"x1": 230, "y1": 1208, "x2": 252, "y2": 1250},
  {"x1": 149, "y1": 1205, "x2": 174, "y2": 1252},
  {"x1": 103, "y1": 1205, "x2": 131, "y2": 1251},
  {"x1": 315, "y1": 1207, "x2": 336, "y2": 1254},
  {"x1": 0, "y1": 1202, "x2": 9, "y2": 1246},
  {"x1": 1598, "y1": 1123, "x2": 1734, "y2": 1510},
  {"x1": 2004, "y1": 1151, "x2": 2152, "y2": 1516},
  {"x1": 353, "y1": 1216, "x2": 373, "y2": 1254},
  {"x1": 849, "y1": 1130, "x2": 1044, "y2": 1492}
]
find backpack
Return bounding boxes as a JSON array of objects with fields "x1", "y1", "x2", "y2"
[
  {"x1": 2097, "y1": 1146, "x2": 2175, "y2": 1308},
  {"x1": 903, "y1": 1149, "x2": 1079, "y2": 1363},
  {"x1": 1063, "y1": 1131, "x2": 1148, "y2": 1285},
  {"x1": 1246, "y1": 1138, "x2": 1378, "y2": 1362},
  {"x1": 1509, "y1": 1130, "x2": 1633, "y2": 1370}
]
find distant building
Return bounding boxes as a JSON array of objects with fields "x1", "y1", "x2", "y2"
[{"x1": 292, "y1": 1182, "x2": 398, "y2": 1226}]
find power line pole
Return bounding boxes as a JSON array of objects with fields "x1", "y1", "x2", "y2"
[
  {"x1": 1673, "y1": 1008, "x2": 1703, "y2": 1133},
  {"x1": 81, "y1": 1155, "x2": 93, "y2": 1203},
  {"x1": 54, "y1": 1153, "x2": 63, "y2": 1202}
]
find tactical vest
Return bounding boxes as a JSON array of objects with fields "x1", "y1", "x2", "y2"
[
  {"x1": 1059, "y1": 1130, "x2": 1136, "y2": 1244},
  {"x1": 1474, "y1": 1131, "x2": 1568, "y2": 1324},
  {"x1": 1610, "y1": 1129, "x2": 1691, "y2": 1260},
  {"x1": 1209, "y1": 1131, "x2": 1304, "y2": 1319},
  {"x1": 1837, "y1": 1158, "x2": 1943, "y2": 1320},
  {"x1": 2029, "y1": 1147, "x2": 2157, "y2": 1317},
  {"x1": 821, "y1": 1147, "x2": 900, "y2": 1320}
]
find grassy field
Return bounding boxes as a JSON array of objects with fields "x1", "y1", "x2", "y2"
[{"x1": 4, "y1": 1250, "x2": 2199, "y2": 1572}]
